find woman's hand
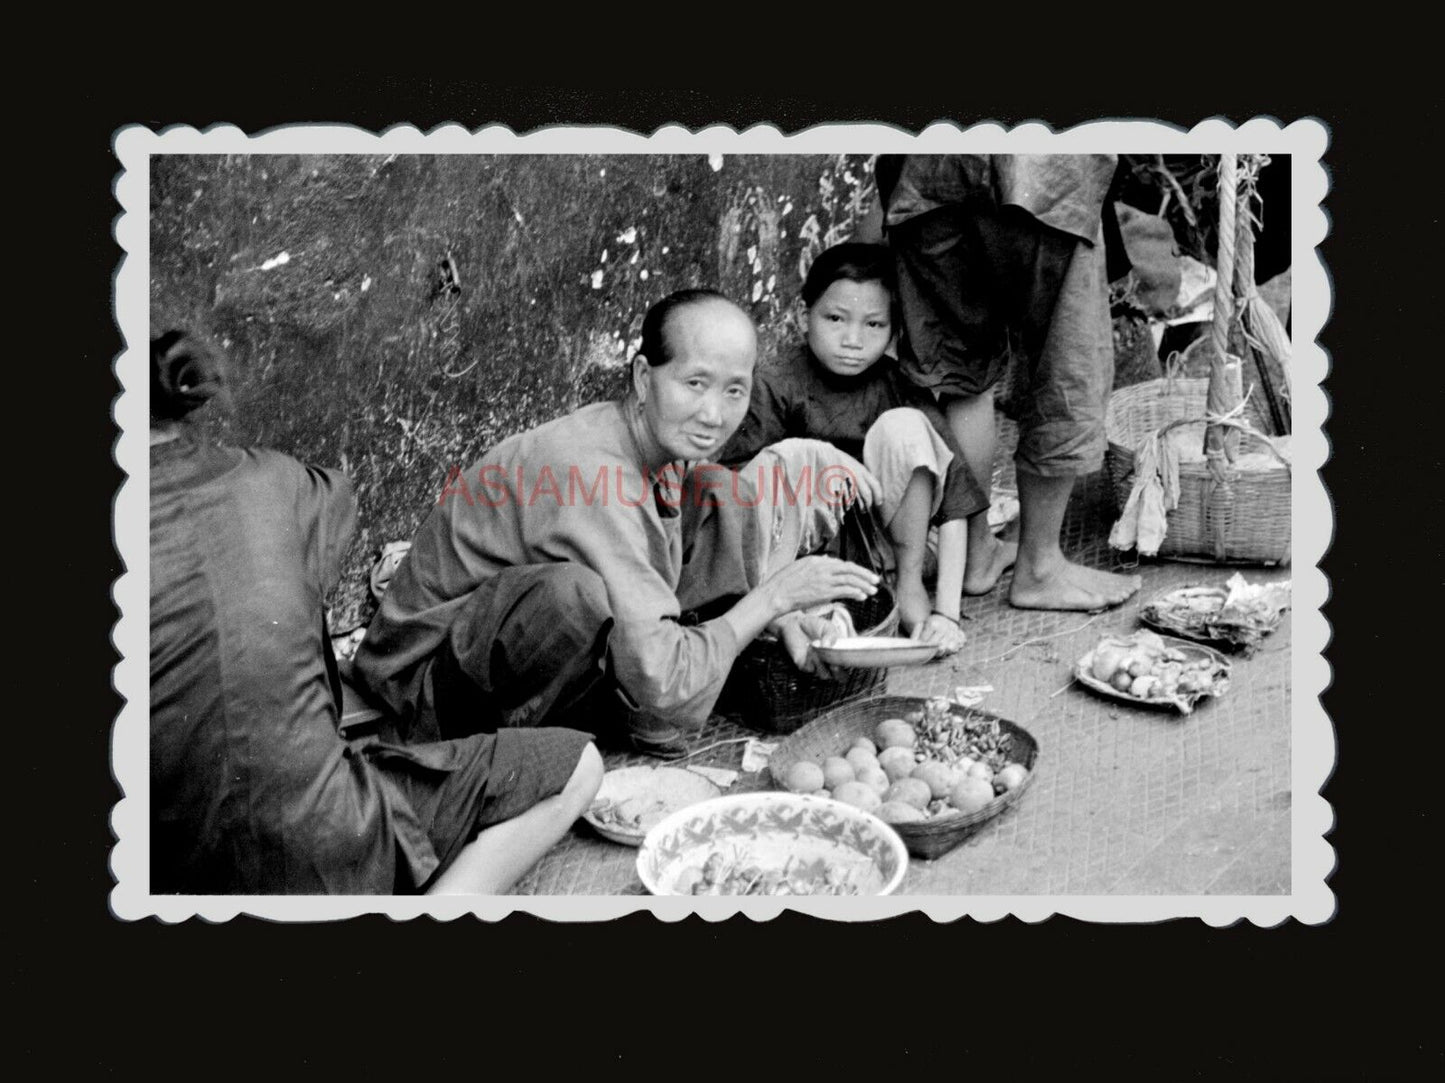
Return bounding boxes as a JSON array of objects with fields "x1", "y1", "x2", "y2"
[
  {"x1": 761, "y1": 555, "x2": 879, "y2": 618},
  {"x1": 774, "y1": 611, "x2": 843, "y2": 680}
]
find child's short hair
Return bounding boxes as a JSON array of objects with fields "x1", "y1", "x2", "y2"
[{"x1": 800, "y1": 242, "x2": 897, "y2": 308}]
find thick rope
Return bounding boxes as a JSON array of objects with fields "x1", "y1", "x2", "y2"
[
  {"x1": 1233, "y1": 157, "x2": 1259, "y2": 300},
  {"x1": 1209, "y1": 154, "x2": 1237, "y2": 370},
  {"x1": 1234, "y1": 154, "x2": 1292, "y2": 421},
  {"x1": 1206, "y1": 154, "x2": 1242, "y2": 478},
  {"x1": 1229, "y1": 158, "x2": 1281, "y2": 433}
]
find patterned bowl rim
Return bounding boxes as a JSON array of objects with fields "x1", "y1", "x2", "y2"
[{"x1": 634, "y1": 792, "x2": 910, "y2": 897}]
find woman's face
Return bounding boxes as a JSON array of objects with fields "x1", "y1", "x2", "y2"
[
  {"x1": 806, "y1": 278, "x2": 892, "y2": 377},
  {"x1": 634, "y1": 300, "x2": 756, "y2": 462}
]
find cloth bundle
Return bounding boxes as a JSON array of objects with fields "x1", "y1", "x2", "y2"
[{"x1": 1108, "y1": 429, "x2": 1181, "y2": 556}]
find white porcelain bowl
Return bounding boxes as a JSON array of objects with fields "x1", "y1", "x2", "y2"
[{"x1": 636, "y1": 792, "x2": 909, "y2": 897}]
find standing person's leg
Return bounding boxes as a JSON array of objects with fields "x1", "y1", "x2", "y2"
[
  {"x1": 891, "y1": 205, "x2": 1016, "y2": 595},
  {"x1": 1009, "y1": 228, "x2": 1141, "y2": 611},
  {"x1": 944, "y1": 390, "x2": 1018, "y2": 595}
]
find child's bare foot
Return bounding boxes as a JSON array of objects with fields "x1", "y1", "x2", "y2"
[
  {"x1": 962, "y1": 536, "x2": 1019, "y2": 596},
  {"x1": 911, "y1": 613, "x2": 967, "y2": 657},
  {"x1": 1009, "y1": 557, "x2": 1141, "y2": 612}
]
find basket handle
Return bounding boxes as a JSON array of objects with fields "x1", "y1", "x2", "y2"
[
  {"x1": 839, "y1": 500, "x2": 890, "y2": 575},
  {"x1": 1150, "y1": 386, "x2": 1291, "y2": 467}
]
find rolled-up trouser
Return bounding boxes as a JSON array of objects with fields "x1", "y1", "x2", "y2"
[
  {"x1": 861, "y1": 407, "x2": 957, "y2": 581},
  {"x1": 863, "y1": 408, "x2": 954, "y2": 528},
  {"x1": 891, "y1": 200, "x2": 1115, "y2": 478}
]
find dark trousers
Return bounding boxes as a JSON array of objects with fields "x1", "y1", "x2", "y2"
[
  {"x1": 891, "y1": 202, "x2": 1114, "y2": 478},
  {"x1": 426, "y1": 563, "x2": 626, "y2": 741}
]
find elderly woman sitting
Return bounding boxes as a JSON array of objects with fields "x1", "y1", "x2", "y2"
[{"x1": 353, "y1": 289, "x2": 882, "y2": 757}]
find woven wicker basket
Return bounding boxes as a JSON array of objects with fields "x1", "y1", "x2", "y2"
[
  {"x1": 720, "y1": 587, "x2": 900, "y2": 734},
  {"x1": 1104, "y1": 376, "x2": 1291, "y2": 565},
  {"x1": 768, "y1": 695, "x2": 1039, "y2": 859}
]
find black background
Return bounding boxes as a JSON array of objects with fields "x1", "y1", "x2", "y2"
[{"x1": 29, "y1": 72, "x2": 1435, "y2": 1078}]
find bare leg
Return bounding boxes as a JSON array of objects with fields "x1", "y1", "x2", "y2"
[
  {"x1": 427, "y1": 743, "x2": 604, "y2": 895},
  {"x1": 1008, "y1": 469, "x2": 1141, "y2": 611},
  {"x1": 930, "y1": 518, "x2": 967, "y2": 626},
  {"x1": 916, "y1": 518, "x2": 968, "y2": 654},
  {"x1": 943, "y1": 391, "x2": 1018, "y2": 595},
  {"x1": 886, "y1": 467, "x2": 935, "y2": 636}
]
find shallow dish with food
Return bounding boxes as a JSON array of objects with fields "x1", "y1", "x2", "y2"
[
  {"x1": 583, "y1": 765, "x2": 723, "y2": 846},
  {"x1": 1075, "y1": 629, "x2": 1231, "y2": 714},
  {"x1": 1140, "y1": 575, "x2": 1290, "y2": 654},
  {"x1": 812, "y1": 636, "x2": 940, "y2": 669},
  {"x1": 636, "y1": 792, "x2": 909, "y2": 896}
]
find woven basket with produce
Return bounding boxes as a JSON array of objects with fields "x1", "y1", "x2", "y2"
[{"x1": 768, "y1": 695, "x2": 1039, "y2": 859}]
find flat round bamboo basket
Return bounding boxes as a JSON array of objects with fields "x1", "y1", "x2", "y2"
[
  {"x1": 1104, "y1": 377, "x2": 1290, "y2": 565},
  {"x1": 768, "y1": 695, "x2": 1039, "y2": 860}
]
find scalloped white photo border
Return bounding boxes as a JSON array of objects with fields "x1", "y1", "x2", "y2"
[{"x1": 110, "y1": 118, "x2": 1333, "y2": 924}]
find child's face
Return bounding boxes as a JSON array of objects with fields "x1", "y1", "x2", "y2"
[{"x1": 806, "y1": 278, "x2": 892, "y2": 378}]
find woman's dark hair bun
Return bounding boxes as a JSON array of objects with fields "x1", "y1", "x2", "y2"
[
  {"x1": 151, "y1": 330, "x2": 227, "y2": 422},
  {"x1": 637, "y1": 288, "x2": 733, "y2": 367}
]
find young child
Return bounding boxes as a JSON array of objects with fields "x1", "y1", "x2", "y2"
[{"x1": 717, "y1": 242, "x2": 990, "y2": 655}]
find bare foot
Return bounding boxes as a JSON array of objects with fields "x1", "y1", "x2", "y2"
[
  {"x1": 962, "y1": 536, "x2": 1019, "y2": 596},
  {"x1": 1009, "y1": 558, "x2": 1140, "y2": 612},
  {"x1": 911, "y1": 613, "x2": 967, "y2": 657},
  {"x1": 1068, "y1": 563, "x2": 1142, "y2": 605}
]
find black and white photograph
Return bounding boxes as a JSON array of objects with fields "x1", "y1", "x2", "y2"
[{"x1": 111, "y1": 121, "x2": 1331, "y2": 921}]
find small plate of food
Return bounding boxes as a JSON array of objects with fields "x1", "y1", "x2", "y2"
[
  {"x1": 1075, "y1": 629, "x2": 1231, "y2": 714},
  {"x1": 1141, "y1": 574, "x2": 1291, "y2": 655},
  {"x1": 583, "y1": 765, "x2": 723, "y2": 846},
  {"x1": 812, "y1": 636, "x2": 941, "y2": 669}
]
